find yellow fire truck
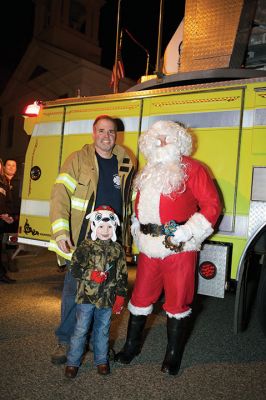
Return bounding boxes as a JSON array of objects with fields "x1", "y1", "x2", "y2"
[
  {"x1": 18, "y1": 0, "x2": 266, "y2": 336},
  {"x1": 20, "y1": 75, "x2": 266, "y2": 336}
]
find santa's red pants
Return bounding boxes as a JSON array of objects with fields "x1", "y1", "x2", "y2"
[{"x1": 130, "y1": 251, "x2": 198, "y2": 316}]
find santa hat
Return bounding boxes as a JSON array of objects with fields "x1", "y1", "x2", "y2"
[{"x1": 86, "y1": 205, "x2": 120, "y2": 242}]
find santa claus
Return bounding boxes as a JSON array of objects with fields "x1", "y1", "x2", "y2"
[{"x1": 115, "y1": 120, "x2": 221, "y2": 375}]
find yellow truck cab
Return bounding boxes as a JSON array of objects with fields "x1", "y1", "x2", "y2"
[{"x1": 21, "y1": 75, "x2": 266, "y2": 337}]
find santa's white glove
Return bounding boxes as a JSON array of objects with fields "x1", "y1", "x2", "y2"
[
  {"x1": 170, "y1": 213, "x2": 214, "y2": 249},
  {"x1": 170, "y1": 224, "x2": 192, "y2": 245},
  {"x1": 131, "y1": 214, "x2": 140, "y2": 238}
]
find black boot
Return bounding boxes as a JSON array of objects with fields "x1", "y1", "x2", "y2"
[
  {"x1": 161, "y1": 316, "x2": 187, "y2": 376},
  {"x1": 115, "y1": 313, "x2": 147, "y2": 364}
]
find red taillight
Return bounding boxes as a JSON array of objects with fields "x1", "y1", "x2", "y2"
[
  {"x1": 23, "y1": 101, "x2": 42, "y2": 117},
  {"x1": 8, "y1": 235, "x2": 18, "y2": 243},
  {"x1": 199, "y1": 261, "x2": 217, "y2": 280}
]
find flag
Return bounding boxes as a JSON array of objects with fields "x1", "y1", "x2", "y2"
[{"x1": 110, "y1": 47, "x2": 125, "y2": 88}]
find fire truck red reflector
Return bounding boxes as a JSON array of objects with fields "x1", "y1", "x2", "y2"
[
  {"x1": 23, "y1": 101, "x2": 41, "y2": 117},
  {"x1": 199, "y1": 261, "x2": 217, "y2": 280},
  {"x1": 9, "y1": 235, "x2": 18, "y2": 243}
]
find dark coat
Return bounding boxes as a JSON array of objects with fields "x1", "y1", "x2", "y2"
[{"x1": 0, "y1": 176, "x2": 12, "y2": 215}]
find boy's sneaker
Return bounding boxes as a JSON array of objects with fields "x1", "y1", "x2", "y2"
[{"x1": 51, "y1": 344, "x2": 68, "y2": 364}]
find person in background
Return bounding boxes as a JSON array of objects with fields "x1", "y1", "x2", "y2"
[
  {"x1": 4, "y1": 159, "x2": 21, "y2": 233},
  {"x1": 3, "y1": 159, "x2": 21, "y2": 272},
  {"x1": 115, "y1": 120, "x2": 221, "y2": 376},
  {"x1": 49, "y1": 115, "x2": 135, "y2": 365},
  {"x1": 65, "y1": 205, "x2": 127, "y2": 379},
  {"x1": 0, "y1": 159, "x2": 16, "y2": 284}
]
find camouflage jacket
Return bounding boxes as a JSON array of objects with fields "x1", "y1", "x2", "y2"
[{"x1": 70, "y1": 238, "x2": 127, "y2": 308}]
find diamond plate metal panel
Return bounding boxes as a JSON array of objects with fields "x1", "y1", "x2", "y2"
[
  {"x1": 248, "y1": 201, "x2": 266, "y2": 237},
  {"x1": 197, "y1": 243, "x2": 230, "y2": 298},
  {"x1": 180, "y1": 0, "x2": 246, "y2": 72},
  {"x1": 251, "y1": 167, "x2": 266, "y2": 201}
]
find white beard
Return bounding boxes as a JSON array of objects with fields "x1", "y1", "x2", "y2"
[{"x1": 134, "y1": 144, "x2": 187, "y2": 196}]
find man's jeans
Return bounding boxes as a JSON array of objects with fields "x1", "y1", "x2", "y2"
[
  {"x1": 55, "y1": 267, "x2": 77, "y2": 344},
  {"x1": 67, "y1": 304, "x2": 112, "y2": 367}
]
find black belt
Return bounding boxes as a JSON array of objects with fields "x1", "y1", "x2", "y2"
[
  {"x1": 140, "y1": 223, "x2": 164, "y2": 237},
  {"x1": 140, "y1": 221, "x2": 186, "y2": 237}
]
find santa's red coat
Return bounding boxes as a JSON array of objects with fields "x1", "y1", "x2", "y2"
[
  {"x1": 129, "y1": 156, "x2": 222, "y2": 317},
  {"x1": 134, "y1": 156, "x2": 221, "y2": 259}
]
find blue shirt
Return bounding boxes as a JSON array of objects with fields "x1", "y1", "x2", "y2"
[{"x1": 95, "y1": 152, "x2": 122, "y2": 217}]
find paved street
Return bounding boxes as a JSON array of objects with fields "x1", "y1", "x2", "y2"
[{"x1": 0, "y1": 249, "x2": 266, "y2": 400}]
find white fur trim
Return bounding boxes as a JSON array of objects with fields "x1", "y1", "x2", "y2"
[
  {"x1": 187, "y1": 212, "x2": 213, "y2": 244},
  {"x1": 166, "y1": 308, "x2": 192, "y2": 320},
  {"x1": 137, "y1": 231, "x2": 174, "y2": 258},
  {"x1": 138, "y1": 183, "x2": 161, "y2": 224},
  {"x1": 128, "y1": 301, "x2": 153, "y2": 316}
]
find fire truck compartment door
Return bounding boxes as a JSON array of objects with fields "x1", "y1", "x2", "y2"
[{"x1": 19, "y1": 106, "x2": 66, "y2": 245}]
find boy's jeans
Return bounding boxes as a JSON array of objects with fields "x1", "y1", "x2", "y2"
[
  {"x1": 55, "y1": 267, "x2": 77, "y2": 344},
  {"x1": 67, "y1": 303, "x2": 112, "y2": 366}
]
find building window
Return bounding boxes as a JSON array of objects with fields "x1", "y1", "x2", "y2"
[
  {"x1": 7, "y1": 116, "x2": 14, "y2": 148},
  {"x1": 69, "y1": 0, "x2": 86, "y2": 33}
]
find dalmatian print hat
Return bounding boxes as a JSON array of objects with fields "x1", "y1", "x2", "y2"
[{"x1": 86, "y1": 205, "x2": 120, "y2": 242}]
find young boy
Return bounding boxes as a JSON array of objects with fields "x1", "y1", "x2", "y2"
[{"x1": 64, "y1": 205, "x2": 127, "y2": 378}]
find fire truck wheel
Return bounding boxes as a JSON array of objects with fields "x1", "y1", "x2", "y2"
[{"x1": 256, "y1": 263, "x2": 266, "y2": 337}]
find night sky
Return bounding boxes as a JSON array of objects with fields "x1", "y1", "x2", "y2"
[
  {"x1": 0, "y1": 0, "x2": 185, "y2": 93},
  {"x1": 0, "y1": 2, "x2": 35, "y2": 92}
]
